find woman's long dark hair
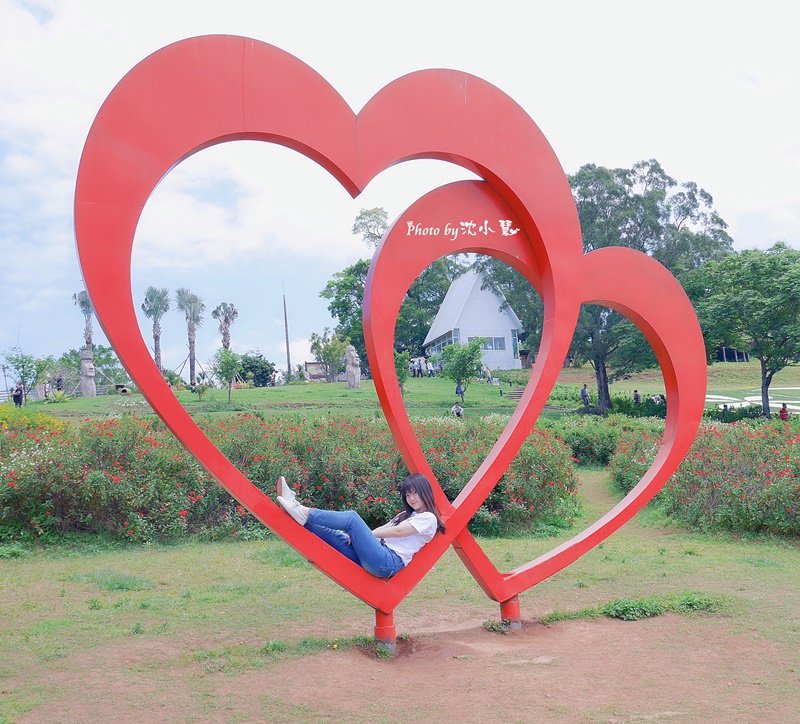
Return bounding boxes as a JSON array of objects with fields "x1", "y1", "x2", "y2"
[{"x1": 391, "y1": 473, "x2": 446, "y2": 533}]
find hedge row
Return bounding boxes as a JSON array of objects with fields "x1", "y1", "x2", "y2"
[
  {"x1": 609, "y1": 419, "x2": 800, "y2": 535},
  {"x1": 0, "y1": 411, "x2": 580, "y2": 542}
]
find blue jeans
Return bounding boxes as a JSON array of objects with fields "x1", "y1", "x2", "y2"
[{"x1": 305, "y1": 509, "x2": 404, "y2": 578}]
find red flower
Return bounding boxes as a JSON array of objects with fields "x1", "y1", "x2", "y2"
[{"x1": 179, "y1": 509, "x2": 188, "y2": 518}]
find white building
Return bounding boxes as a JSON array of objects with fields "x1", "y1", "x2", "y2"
[{"x1": 423, "y1": 269, "x2": 523, "y2": 370}]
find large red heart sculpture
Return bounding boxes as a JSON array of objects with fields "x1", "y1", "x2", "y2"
[{"x1": 74, "y1": 35, "x2": 706, "y2": 636}]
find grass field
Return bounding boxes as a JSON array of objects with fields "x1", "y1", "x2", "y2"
[
  {"x1": 29, "y1": 360, "x2": 800, "y2": 423},
  {"x1": 1, "y1": 469, "x2": 798, "y2": 721},
  {"x1": 3, "y1": 361, "x2": 800, "y2": 720}
]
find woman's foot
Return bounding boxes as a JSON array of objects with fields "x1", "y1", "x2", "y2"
[
  {"x1": 277, "y1": 496, "x2": 309, "y2": 526},
  {"x1": 277, "y1": 476, "x2": 296, "y2": 502}
]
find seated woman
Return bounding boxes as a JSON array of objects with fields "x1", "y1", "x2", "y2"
[{"x1": 276, "y1": 473, "x2": 445, "y2": 579}]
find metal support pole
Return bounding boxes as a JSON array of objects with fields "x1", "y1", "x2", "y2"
[
  {"x1": 500, "y1": 595, "x2": 522, "y2": 630},
  {"x1": 374, "y1": 609, "x2": 397, "y2": 653}
]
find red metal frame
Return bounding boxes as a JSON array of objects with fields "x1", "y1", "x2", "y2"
[{"x1": 73, "y1": 36, "x2": 706, "y2": 644}]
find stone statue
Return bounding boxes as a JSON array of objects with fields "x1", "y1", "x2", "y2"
[
  {"x1": 79, "y1": 347, "x2": 97, "y2": 397},
  {"x1": 345, "y1": 345, "x2": 361, "y2": 390}
]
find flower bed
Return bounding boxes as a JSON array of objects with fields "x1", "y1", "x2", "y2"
[
  {"x1": 0, "y1": 412, "x2": 579, "y2": 542},
  {"x1": 609, "y1": 420, "x2": 800, "y2": 535}
]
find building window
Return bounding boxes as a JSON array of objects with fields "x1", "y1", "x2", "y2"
[
  {"x1": 426, "y1": 331, "x2": 454, "y2": 356},
  {"x1": 467, "y1": 336, "x2": 506, "y2": 351},
  {"x1": 511, "y1": 329, "x2": 519, "y2": 358}
]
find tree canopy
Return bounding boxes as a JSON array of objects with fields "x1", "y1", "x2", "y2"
[
  {"x1": 212, "y1": 348, "x2": 243, "y2": 404},
  {"x1": 438, "y1": 338, "x2": 485, "y2": 393},
  {"x1": 58, "y1": 345, "x2": 128, "y2": 386},
  {"x1": 321, "y1": 209, "x2": 466, "y2": 365},
  {"x1": 141, "y1": 286, "x2": 170, "y2": 372},
  {"x1": 689, "y1": 243, "x2": 800, "y2": 418},
  {"x1": 309, "y1": 328, "x2": 348, "y2": 382},
  {"x1": 478, "y1": 159, "x2": 733, "y2": 410},
  {"x1": 3, "y1": 347, "x2": 53, "y2": 399},
  {"x1": 240, "y1": 351, "x2": 276, "y2": 387}
]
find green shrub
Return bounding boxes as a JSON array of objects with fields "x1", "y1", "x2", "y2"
[
  {"x1": 609, "y1": 393, "x2": 666, "y2": 419},
  {"x1": 702, "y1": 405, "x2": 763, "y2": 423},
  {"x1": 602, "y1": 596, "x2": 664, "y2": 620},
  {"x1": 608, "y1": 427, "x2": 663, "y2": 494},
  {"x1": 609, "y1": 419, "x2": 800, "y2": 536},
  {"x1": 493, "y1": 369, "x2": 529, "y2": 386},
  {"x1": 0, "y1": 413, "x2": 580, "y2": 541},
  {"x1": 548, "y1": 415, "x2": 663, "y2": 467}
]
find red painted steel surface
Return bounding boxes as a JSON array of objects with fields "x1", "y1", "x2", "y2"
[{"x1": 74, "y1": 36, "x2": 706, "y2": 621}]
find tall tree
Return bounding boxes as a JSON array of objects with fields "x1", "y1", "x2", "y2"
[
  {"x1": 690, "y1": 243, "x2": 800, "y2": 419},
  {"x1": 212, "y1": 348, "x2": 243, "y2": 404},
  {"x1": 141, "y1": 286, "x2": 170, "y2": 372},
  {"x1": 240, "y1": 351, "x2": 276, "y2": 387},
  {"x1": 309, "y1": 328, "x2": 348, "y2": 382},
  {"x1": 352, "y1": 207, "x2": 389, "y2": 247},
  {"x1": 72, "y1": 290, "x2": 94, "y2": 349},
  {"x1": 482, "y1": 160, "x2": 732, "y2": 410},
  {"x1": 3, "y1": 347, "x2": 53, "y2": 401},
  {"x1": 211, "y1": 302, "x2": 238, "y2": 350},
  {"x1": 320, "y1": 258, "x2": 370, "y2": 361},
  {"x1": 175, "y1": 288, "x2": 205, "y2": 385},
  {"x1": 321, "y1": 209, "x2": 466, "y2": 363},
  {"x1": 438, "y1": 338, "x2": 485, "y2": 396},
  {"x1": 572, "y1": 160, "x2": 732, "y2": 409}
]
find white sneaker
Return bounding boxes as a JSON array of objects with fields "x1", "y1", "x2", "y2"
[
  {"x1": 277, "y1": 496, "x2": 308, "y2": 526},
  {"x1": 277, "y1": 476, "x2": 296, "y2": 501}
]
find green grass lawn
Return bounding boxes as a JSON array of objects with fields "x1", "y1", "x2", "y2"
[{"x1": 28, "y1": 360, "x2": 800, "y2": 423}]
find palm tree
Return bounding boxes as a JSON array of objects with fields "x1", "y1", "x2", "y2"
[
  {"x1": 141, "y1": 286, "x2": 170, "y2": 372},
  {"x1": 211, "y1": 302, "x2": 238, "y2": 350},
  {"x1": 72, "y1": 290, "x2": 94, "y2": 349},
  {"x1": 175, "y1": 288, "x2": 205, "y2": 385}
]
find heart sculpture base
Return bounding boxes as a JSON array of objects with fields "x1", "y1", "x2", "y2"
[{"x1": 74, "y1": 36, "x2": 706, "y2": 646}]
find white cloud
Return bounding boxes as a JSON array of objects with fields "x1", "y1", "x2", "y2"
[{"x1": 1, "y1": 0, "x2": 798, "y2": 361}]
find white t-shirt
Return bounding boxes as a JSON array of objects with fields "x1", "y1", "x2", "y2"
[{"x1": 384, "y1": 511, "x2": 438, "y2": 565}]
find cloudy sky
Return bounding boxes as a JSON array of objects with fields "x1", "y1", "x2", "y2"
[{"x1": 1, "y1": 0, "x2": 797, "y2": 380}]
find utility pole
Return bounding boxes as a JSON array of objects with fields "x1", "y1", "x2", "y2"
[{"x1": 283, "y1": 283, "x2": 292, "y2": 381}]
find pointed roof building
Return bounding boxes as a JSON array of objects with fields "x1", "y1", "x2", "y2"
[{"x1": 423, "y1": 269, "x2": 523, "y2": 370}]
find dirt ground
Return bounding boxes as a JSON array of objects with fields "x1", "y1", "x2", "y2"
[{"x1": 14, "y1": 612, "x2": 798, "y2": 723}]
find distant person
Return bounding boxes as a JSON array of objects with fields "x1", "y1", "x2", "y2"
[
  {"x1": 633, "y1": 389, "x2": 641, "y2": 405},
  {"x1": 12, "y1": 382, "x2": 23, "y2": 408},
  {"x1": 779, "y1": 403, "x2": 790, "y2": 421},
  {"x1": 580, "y1": 383, "x2": 589, "y2": 407},
  {"x1": 455, "y1": 382, "x2": 464, "y2": 403},
  {"x1": 451, "y1": 401, "x2": 464, "y2": 418}
]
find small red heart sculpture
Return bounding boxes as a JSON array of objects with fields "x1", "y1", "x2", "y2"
[
  {"x1": 74, "y1": 36, "x2": 706, "y2": 627},
  {"x1": 365, "y1": 179, "x2": 706, "y2": 604}
]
